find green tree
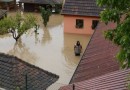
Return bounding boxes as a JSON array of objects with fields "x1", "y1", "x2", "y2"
[
  {"x1": 40, "y1": 7, "x2": 52, "y2": 27},
  {"x1": 0, "y1": 13, "x2": 37, "y2": 41},
  {"x1": 97, "y1": 0, "x2": 130, "y2": 68},
  {"x1": 55, "y1": 4, "x2": 62, "y2": 13}
]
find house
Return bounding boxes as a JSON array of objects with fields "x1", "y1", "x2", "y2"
[
  {"x1": 61, "y1": 0, "x2": 102, "y2": 35},
  {"x1": 0, "y1": 9, "x2": 7, "y2": 20},
  {"x1": 0, "y1": 53, "x2": 59, "y2": 90},
  {"x1": 19, "y1": 0, "x2": 63, "y2": 12},
  {"x1": 0, "y1": 0, "x2": 16, "y2": 11}
]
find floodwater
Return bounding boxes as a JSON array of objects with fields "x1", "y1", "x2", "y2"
[{"x1": 0, "y1": 12, "x2": 91, "y2": 90}]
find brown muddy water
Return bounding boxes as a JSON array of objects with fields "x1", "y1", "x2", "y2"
[{"x1": 0, "y1": 12, "x2": 91, "y2": 90}]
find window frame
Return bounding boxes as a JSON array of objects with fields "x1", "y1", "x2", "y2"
[
  {"x1": 76, "y1": 19, "x2": 84, "y2": 29},
  {"x1": 92, "y1": 20, "x2": 99, "y2": 30}
]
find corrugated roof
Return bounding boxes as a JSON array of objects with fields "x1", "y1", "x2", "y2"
[
  {"x1": 61, "y1": 0, "x2": 103, "y2": 16},
  {"x1": 19, "y1": 0, "x2": 50, "y2": 4},
  {"x1": 0, "y1": 53, "x2": 59, "y2": 90},
  {"x1": 19, "y1": 0, "x2": 62, "y2": 4},
  {"x1": 0, "y1": 9, "x2": 7, "y2": 18},
  {"x1": 70, "y1": 22, "x2": 119, "y2": 83},
  {"x1": 59, "y1": 68, "x2": 130, "y2": 90}
]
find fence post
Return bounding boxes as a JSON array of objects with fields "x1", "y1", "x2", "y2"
[{"x1": 25, "y1": 74, "x2": 27, "y2": 90}]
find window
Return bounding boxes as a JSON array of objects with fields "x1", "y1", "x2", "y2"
[
  {"x1": 76, "y1": 19, "x2": 84, "y2": 28},
  {"x1": 92, "y1": 20, "x2": 99, "y2": 29}
]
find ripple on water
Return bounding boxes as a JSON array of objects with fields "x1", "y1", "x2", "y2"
[{"x1": 0, "y1": 12, "x2": 91, "y2": 90}]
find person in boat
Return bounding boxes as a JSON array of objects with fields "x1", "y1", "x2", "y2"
[{"x1": 74, "y1": 41, "x2": 82, "y2": 56}]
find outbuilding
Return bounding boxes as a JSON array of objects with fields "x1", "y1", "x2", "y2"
[
  {"x1": 19, "y1": 0, "x2": 63, "y2": 12},
  {"x1": 0, "y1": 0, "x2": 16, "y2": 11}
]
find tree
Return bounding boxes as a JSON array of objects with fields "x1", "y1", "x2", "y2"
[
  {"x1": 40, "y1": 7, "x2": 52, "y2": 27},
  {"x1": 55, "y1": 4, "x2": 62, "y2": 13},
  {"x1": 97, "y1": 0, "x2": 130, "y2": 68},
  {"x1": 0, "y1": 13, "x2": 37, "y2": 41}
]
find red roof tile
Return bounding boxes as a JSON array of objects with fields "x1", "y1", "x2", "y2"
[
  {"x1": 59, "y1": 21, "x2": 127, "y2": 90},
  {"x1": 70, "y1": 22, "x2": 119, "y2": 83},
  {"x1": 59, "y1": 68, "x2": 130, "y2": 90}
]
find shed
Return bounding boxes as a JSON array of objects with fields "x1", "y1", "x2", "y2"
[
  {"x1": 0, "y1": 0, "x2": 16, "y2": 11},
  {"x1": 19, "y1": 0, "x2": 63, "y2": 12}
]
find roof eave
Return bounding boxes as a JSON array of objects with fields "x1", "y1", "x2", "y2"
[
  {"x1": 19, "y1": 1, "x2": 49, "y2": 4},
  {"x1": 61, "y1": 13, "x2": 100, "y2": 17}
]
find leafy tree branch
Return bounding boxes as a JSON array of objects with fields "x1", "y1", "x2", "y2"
[
  {"x1": 97, "y1": 0, "x2": 130, "y2": 68},
  {"x1": 40, "y1": 7, "x2": 52, "y2": 27},
  {"x1": 0, "y1": 13, "x2": 37, "y2": 41}
]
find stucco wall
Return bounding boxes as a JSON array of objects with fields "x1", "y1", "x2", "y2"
[{"x1": 64, "y1": 15, "x2": 100, "y2": 35}]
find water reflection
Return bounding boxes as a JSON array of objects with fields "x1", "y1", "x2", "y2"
[
  {"x1": 8, "y1": 38, "x2": 37, "y2": 65},
  {"x1": 47, "y1": 14, "x2": 64, "y2": 28},
  {"x1": 34, "y1": 32, "x2": 40, "y2": 44},
  {"x1": 0, "y1": 12, "x2": 91, "y2": 90},
  {"x1": 62, "y1": 33, "x2": 90, "y2": 81},
  {"x1": 42, "y1": 27, "x2": 52, "y2": 45}
]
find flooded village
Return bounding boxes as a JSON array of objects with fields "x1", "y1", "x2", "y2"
[
  {"x1": 0, "y1": 0, "x2": 130, "y2": 90},
  {"x1": 0, "y1": 0, "x2": 91, "y2": 89}
]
